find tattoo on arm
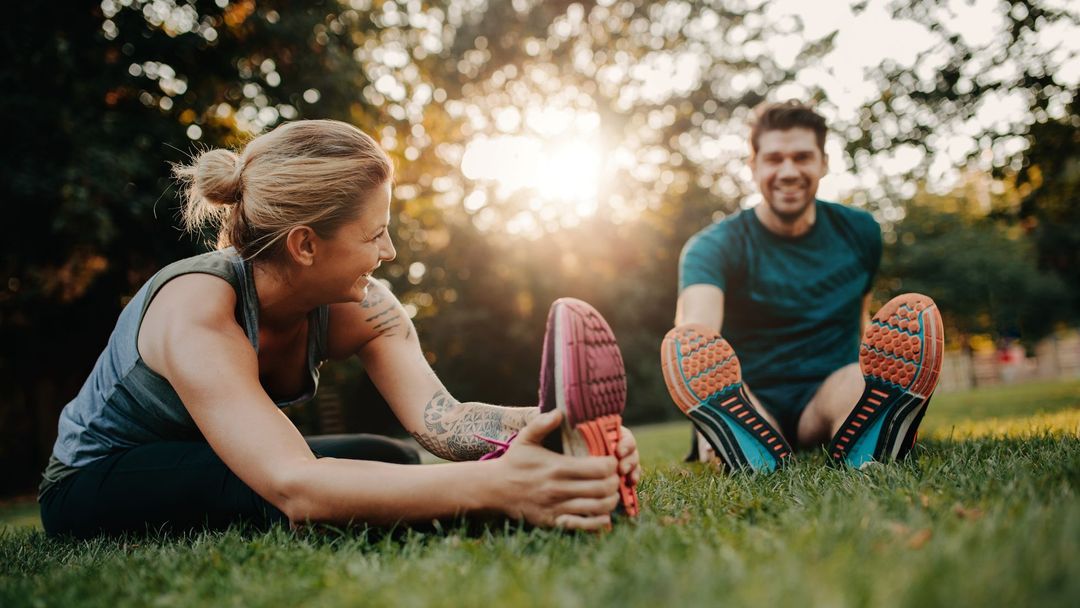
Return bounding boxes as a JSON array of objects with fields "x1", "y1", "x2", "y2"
[
  {"x1": 409, "y1": 389, "x2": 533, "y2": 461},
  {"x1": 360, "y1": 288, "x2": 388, "y2": 309},
  {"x1": 358, "y1": 288, "x2": 410, "y2": 340}
]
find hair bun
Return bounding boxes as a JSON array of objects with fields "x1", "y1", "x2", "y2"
[{"x1": 194, "y1": 148, "x2": 243, "y2": 206}]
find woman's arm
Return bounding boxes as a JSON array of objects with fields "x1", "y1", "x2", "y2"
[
  {"x1": 326, "y1": 281, "x2": 536, "y2": 461},
  {"x1": 330, "y1": 281, "x2": 641, "y2": 485},
  {"x1": 139, "y1": 274, "x2": 618, "y2": 529},
  {"x1": 407, "y1": 389, "x2": 536, "y2": 461}
]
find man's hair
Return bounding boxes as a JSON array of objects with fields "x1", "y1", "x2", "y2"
[{"x1": 748, "y1": 101, "x2": 827, "y2": 156}]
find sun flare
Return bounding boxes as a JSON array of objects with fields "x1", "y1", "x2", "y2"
[{"x1": 461, "y1": 134, "x2": 605, "y2": 221}]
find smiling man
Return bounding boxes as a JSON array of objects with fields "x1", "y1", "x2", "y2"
[{"x1": 661, "y1": 101, "x2": 943, "y2": 472}]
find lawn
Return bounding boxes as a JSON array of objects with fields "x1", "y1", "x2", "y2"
[{"x1": 2, "y1": 379, "x2": 1078, "y2": 607}]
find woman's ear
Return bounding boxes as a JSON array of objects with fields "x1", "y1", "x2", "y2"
[{"x1": 284, "y1": 226, "x2": 318, "y2": 266}]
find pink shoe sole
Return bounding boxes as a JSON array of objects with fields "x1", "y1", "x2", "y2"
[{"x1": 540, "y1": 298, "x2": 639, "y2": 516}]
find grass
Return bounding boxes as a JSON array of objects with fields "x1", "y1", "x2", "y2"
[{"x1": 2, "y1": 379, "x2": 1078, "y2": 607}]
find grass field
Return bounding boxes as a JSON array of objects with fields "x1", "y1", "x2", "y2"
[{"x1": 2, "y1": 379, "x2": 1078, "y2": 607}]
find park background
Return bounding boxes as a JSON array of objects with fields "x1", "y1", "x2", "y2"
[{"x1": 2, "y1": 0, "x2": 1079, "y2": 497}]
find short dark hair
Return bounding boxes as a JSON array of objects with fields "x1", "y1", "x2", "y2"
[{"x1": 748, "y1": 101, "x2": 827, "y2": 156}]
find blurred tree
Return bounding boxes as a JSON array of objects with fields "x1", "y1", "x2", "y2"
[
  {"x1": 395, "y1": 0, "x2": 821, "y2": 424},
  {"x1": 1015, "y1": 94, "x2": 1080, "y2": 320},
  {"x1": 877, "y1": 192, "x2": 1072, "y2": 348},
  {"x1": 0, "y1": 0, "x2": 429, "y2": 493},
  {"x1": 843, "y1": 0, "x2": 1080, "y2": 324},
  {"x1": 7, "y1": 0, "x2": 1072, "y2": 495}
]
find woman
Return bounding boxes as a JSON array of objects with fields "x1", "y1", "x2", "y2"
[{"x1": 39, "y1": 120, "x2": 640, "y2": 538}]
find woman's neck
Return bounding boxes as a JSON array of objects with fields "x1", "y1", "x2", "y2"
[{"x1": 251, "y1": 261, "x2": 316, "y2": 330}]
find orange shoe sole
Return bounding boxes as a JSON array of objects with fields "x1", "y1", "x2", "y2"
[{"x1": 829, "y1": 293, "x2": 944, "y2": 467}]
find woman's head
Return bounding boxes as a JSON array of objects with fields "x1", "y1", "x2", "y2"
[{"x1": 174, "y1": 119, "x2": 393, "y2": 263}]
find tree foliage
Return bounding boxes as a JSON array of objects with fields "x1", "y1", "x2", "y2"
[
  {"x1": 2, "y1": 0, "x2": 1077, "y2": 494},
  {"x1": 847, "y1": 0, "x2": 1080, "y2": 318}
]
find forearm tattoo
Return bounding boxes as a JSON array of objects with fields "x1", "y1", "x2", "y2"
[{"x1": 410, "y1": 389, "x2": 534, "y2": 461}]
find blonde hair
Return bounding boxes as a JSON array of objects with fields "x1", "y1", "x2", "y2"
[{"x1": 174, "y1": 119, "x2": 393, "y2": 261}]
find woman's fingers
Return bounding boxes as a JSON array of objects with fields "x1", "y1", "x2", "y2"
[
  {"x1": 547, "y1": 476, "x2": 619, "y2": 501},
  {"x1": 618, "y1": 449, "x2": 639, "y2": 476},
  {"x1": 556, "y1": 494, "x2": 621, "y2": 517},
  {"x1": 515, "y1": 410, "x2": 563, "y2": 445},
  {"x1": 553, "y1": 454, "x2": 617, "y2": 479},
  {"x1": 553, "y1": 513, "x2": 613, "y2": 531},
  {"x1": 616, "y1": 426, "x2": 641, "y2": 477},
  {"x1": 617, "y1": 427, "x2": 636, "y2": 458}
]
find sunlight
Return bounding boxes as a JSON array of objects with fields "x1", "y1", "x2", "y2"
[{"x1": 460, "y1": 133, "x2": 604, "y2": 222}]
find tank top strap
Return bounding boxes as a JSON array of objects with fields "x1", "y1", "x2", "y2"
[
  {"x1": 227, "y1": 253, "x2": 262, "y2": 352},
  {"x1": 310, "y1": 302, "x2": 330, "y2": 364},
  {"x1": 137, "y1": 248, "x2": 258, "y2": 350}
]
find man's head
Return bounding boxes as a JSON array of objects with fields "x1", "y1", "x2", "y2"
[{"x1": 748, "y1": 101, "x2": 829, "y2": 224}]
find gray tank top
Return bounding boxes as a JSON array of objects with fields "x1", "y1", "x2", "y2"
[{"x1": 40, "y1": 248, "x2": 329, "y2": 495}]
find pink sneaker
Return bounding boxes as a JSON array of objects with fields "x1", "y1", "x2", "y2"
[{"x1": 539, "y1": 298, "x2": 640, "y2": 517}]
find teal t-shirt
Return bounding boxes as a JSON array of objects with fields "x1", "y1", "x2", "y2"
[{"x1": 679, "y1": 200, "x2": 882, "y2": 390}]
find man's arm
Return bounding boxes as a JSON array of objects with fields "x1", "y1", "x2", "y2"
[
  {"x1": 675, "y1": 283, "x2": 726, "y2": 331},
  {"x1": 326, "y1": 282, "x2": 534, "y2": 462}
]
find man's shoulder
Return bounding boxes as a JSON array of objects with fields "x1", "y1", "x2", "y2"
[
  {"x1": 818, "y1": 200, "x2": 882, "y2": 264},
  {"x1": 686, "y1": 209, "x2": 751, "y2": 246},
  {"x1": 819, "y1": 199, "x2": 877, "y2": 228}
]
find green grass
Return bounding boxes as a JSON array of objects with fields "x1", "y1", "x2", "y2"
[{"x1": 3, "y1": 379, "x2": 1078, "y2": 607}]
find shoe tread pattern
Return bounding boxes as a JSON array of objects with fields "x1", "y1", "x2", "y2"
[
  {"x1": 830, "y1": 293, "x2": 944, "y2": 465},
  {"x1": 661, "y1": 324, "x2": 792, "y2": 471}
]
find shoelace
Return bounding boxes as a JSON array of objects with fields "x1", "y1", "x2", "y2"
[{"x1": 476, "y1": 431, "x2": 518, "y2": 460}]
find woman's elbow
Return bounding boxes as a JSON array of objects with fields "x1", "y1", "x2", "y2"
[{"x1": 270, "y1": 462, "x2": 325, "y2": 525}]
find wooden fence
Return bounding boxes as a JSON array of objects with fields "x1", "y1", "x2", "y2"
[{"x1": 938, "y1": 333, "x2": 1080, "y2": 393}]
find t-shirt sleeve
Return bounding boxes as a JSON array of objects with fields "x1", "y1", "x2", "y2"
[
  {"x1": 679, "y1": 225, "x2": 733, "y2": 293},
  {"x1": 860, "y1": 213, "x2": 883, "y2": 294}
]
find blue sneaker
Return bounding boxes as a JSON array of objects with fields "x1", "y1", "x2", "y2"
[
  {"x1": 828, "y1": 293, "x2": 944, "y2": 467},
  {"x1": 661, "y1": 324, "x2": 792, "y2": 473}
]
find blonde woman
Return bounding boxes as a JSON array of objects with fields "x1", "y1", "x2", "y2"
[{"x1": 39, "y1": 120, "x2": 640, "y2": 538}]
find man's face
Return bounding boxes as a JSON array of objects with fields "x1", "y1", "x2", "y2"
[{"x1": 751, "y1": 128, "x2": 828, "y2": 223}]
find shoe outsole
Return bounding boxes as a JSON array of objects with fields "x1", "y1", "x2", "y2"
[
  {"x1": 829, "y1": 293, "x2": 944, "y2": 467},
  {"x1": 541, "y1": 298, "x2": 640, "y2": 517},
  {"x1": 661, "y1": 324, "x2": 792, "y2": 473}
]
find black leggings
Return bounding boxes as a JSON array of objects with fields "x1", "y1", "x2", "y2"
[{"x1": 40, "y1": 435, "x2": 420, "y2": 539}]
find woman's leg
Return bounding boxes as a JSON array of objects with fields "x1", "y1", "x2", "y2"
[
  {"x1": 305, "y1": 434, "x2": 421, "y2": 464},
  {"x1": 40, "y1": 441, "x2": 284, "y2": 539},
  {"x1": 41, "y1": 435, "x2": 421, "y2": 539}
]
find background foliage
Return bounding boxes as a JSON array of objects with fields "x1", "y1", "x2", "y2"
[{"x1": 2, "y1": 0, "x2": 1077, "y2": 494}]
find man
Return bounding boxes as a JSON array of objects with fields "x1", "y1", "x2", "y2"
[{"x1": 661, "y1": 101, "x2": 943, "y2": 471}]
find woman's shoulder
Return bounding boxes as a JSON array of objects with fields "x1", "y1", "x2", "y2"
[
  {"x1": 144, "y1": 273, "x2": 240, "y2": 334},
  {"x1": 323, "y1": 281, "x2": 410, "y2": 360},
  {"x1": 137, "y1": 272, "x2": 245, "y2": 374},
  {"x1": 150, "y1": 248, "x2": 243, "y2": 294}
]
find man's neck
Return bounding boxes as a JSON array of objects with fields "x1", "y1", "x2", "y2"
[{"x1": 754, "y1": 200, "x2": 817, "y2": 238}]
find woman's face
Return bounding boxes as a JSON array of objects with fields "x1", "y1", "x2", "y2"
[{"x1": 314, "y1": 181, "x2": 397, "y2": 303}]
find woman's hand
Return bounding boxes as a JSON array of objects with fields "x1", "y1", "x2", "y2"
[
  {"x1": 617, "y1": 426, "x2": 642, "y2": 487},
  {"x1": 491, "y1": 410, "x2": 620, "y2": 531}
]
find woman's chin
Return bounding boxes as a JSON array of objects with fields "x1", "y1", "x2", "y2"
[{"x1": 349, "y1": 277, "x2": 371, "y2": 302}]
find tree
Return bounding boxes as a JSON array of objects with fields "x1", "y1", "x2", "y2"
[
  {"x1": 843, "y1": 0, "x2": 1080, "y2": 323},
  {"x1": 878, "y1": 192, "x2": 1072, "y2": 346},
  {"x1": 1, "y1": 0, "x2": 429, "y2": 493}
]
